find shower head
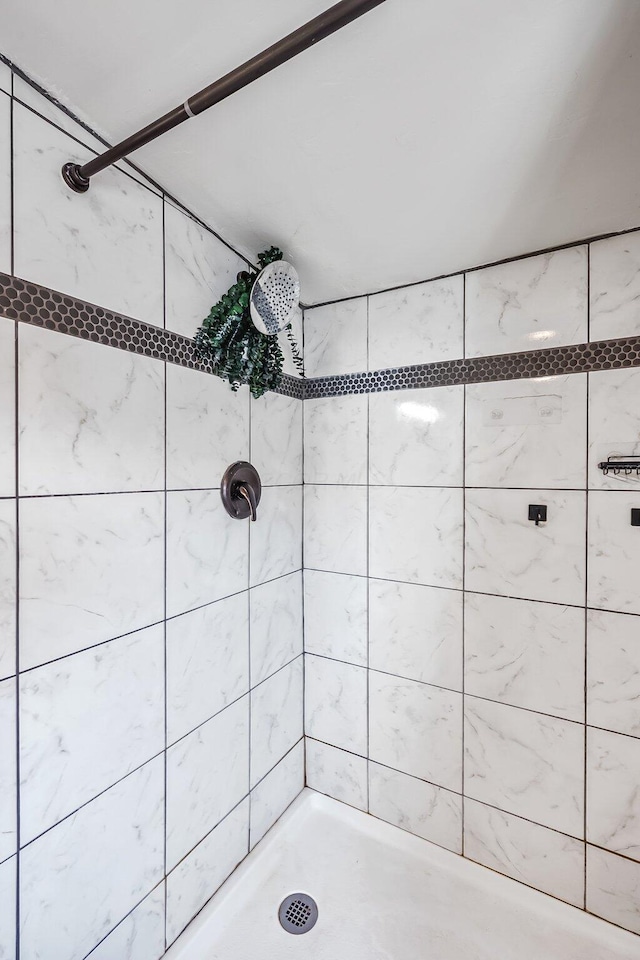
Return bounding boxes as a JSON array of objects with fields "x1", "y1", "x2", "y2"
[{"x1": 250, "y1": 260, "x2": 300, "y2": 336}]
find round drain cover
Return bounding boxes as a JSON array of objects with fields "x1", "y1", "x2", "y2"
[{"x1": 278, "y1": 893, "x2": 319, "y2": 935}]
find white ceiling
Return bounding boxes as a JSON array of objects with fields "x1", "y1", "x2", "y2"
[{"x1": 4, "y1": 0, "x2": 640, "y2": 303}]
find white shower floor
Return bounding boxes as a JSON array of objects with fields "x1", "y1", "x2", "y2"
[{"x1": 166, "y1": 789, "x2": 639, "y2": 960}]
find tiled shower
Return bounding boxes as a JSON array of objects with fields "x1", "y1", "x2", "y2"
[{"x1": 1, "y1": 41, "x2": 640, "y2": 960}]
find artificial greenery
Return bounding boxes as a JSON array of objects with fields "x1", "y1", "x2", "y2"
[{"x1": 194, "y1": 246, "x2": 303, "y2": 399}]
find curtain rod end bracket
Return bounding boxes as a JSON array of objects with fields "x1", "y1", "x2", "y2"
[{"x1": 61, "y1": 162, "x2": 91, "y2": 193}]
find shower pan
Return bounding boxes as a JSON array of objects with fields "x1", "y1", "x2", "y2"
[{"x1": 165, "y1": 791, "x2": 639, "y2": 960}]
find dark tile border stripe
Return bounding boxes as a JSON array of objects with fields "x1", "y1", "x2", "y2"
[
  {"x1": 0, "y1": 272, "x2": 304, "y2": 400},
  {"x1": 304, "y1": 338, "x2": 640, "y2": 398},
  {"x1": 3, "y1": 271, "x2": 640, "y2": 402}
]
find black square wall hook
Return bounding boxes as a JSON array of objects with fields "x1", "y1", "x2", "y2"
[{"x1": 528, "y1": 504, "x2": 548, "y2": 526}]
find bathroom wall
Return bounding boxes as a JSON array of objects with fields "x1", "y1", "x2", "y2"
[
  {"x1": 0, "y1": 61, "x2": 304, "y2": 960},
  {"x1": 303, "y1": 231, "x2": 640, "y2": 936}
]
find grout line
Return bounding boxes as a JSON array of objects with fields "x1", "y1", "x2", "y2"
[
  {"x1": 247, "y1": 390, "x2": 253, "y2": 850},
  {"x1": 161, "y1": 195, "x2": 169, "y2": 952},
  {"x1": 461, "y1": 269, "x2": 467, "y2": 857},
  {"x1": 584, "y1": 245, "x2": 591, "y2": 910},
  {"x1": 13, "y1": 309, "x2": 20, "y2": 960},
  {"x1": 365, "y1": 293, "x2": 371, "y2": 813}
]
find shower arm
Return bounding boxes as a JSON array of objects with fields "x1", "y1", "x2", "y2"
[{"x1": 61, "y1": 0, "x2": 388, "y2": 193}]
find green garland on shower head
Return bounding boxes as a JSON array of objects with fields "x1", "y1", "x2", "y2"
[{"x1": 193, "y1": 246, "x2": 304, "y2": 399}]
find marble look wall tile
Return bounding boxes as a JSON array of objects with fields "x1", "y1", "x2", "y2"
[
  {"x1": 465, "y1": 375, "x2": 587, "y2": 489},
  {"x1": 251, "y1": 658, "x2": 303, "y2": 787},
  {"x1": 464, "y1": 798, "x2": 584, "y2": 907},
  {"x1": 587, "y1": 845, "x2": 640, "y2": 936},
  {"x1": 305, "y1": 738, "x2": 368, "y2": 812},
  {"x1": 167, "y1": 593, "x2": 248, "y2": 745},
  {"x1": 305, "y1": 655, "x2": 367, "y2": 756},
  {"x1": 369, "y1": 763, "x2": 462, "y2": 854},
  {"x1": 166, "y1": 491, "x2": 248, "y2": 618},
  {"x1": 464, "y1": 697, "x2": 584, "y2": 836},
  {"x1": 588, "y1": 368, "x2": 640, "y2": 490},
  {"x1": 370, "y1": 673, "x2": 462, "y2": 791},
  {"x1": 166, "y1": 800, "x2": 249, "y2": 946},
  {"x1": 20, "y1": 493, "x2": 164, "y2": 669},
  {"x1": 369, "y1": 486, "x2": 463, "y2": 589},
  {"x1": 250, "y1": 392, "x2": 302, "y2": 486},
  {"x1": 164, "y1": 201, "x2": 246, "y2": 338},
  {"x1": 303, "y1": 571, "x2": 367, "y2": 667},
  {"x1": 0, "y1": 320, "x2": 15, "y2": 499},
  {"x1": 20, "y1": 625, "x2": 164, "y2": 844},
  {"x1": 166, "y1": 696, "x2": 249, "y2": 871},
  {"x1": 465, "y1": 247, "x2": 588, "y2": 357},
  {"x1": 464, "y1": 594, "x2": 584, "y2": 721},
  {"x1": 0, "y1": 95, "x2": 10, "y2": 277},
  {"x1": 368, "y1": 276, "x2": 464, "y2": 369},
  {"x1": 465, "y1": 489, "x2": 586, "y2": 605},
  {"x1": 0, "y1": 63, "x2": 10, "y2": 95},
  {"x1": 370, "y1": 580, "x2": 462, "y2": 690},
  {"x1": 0, "y1": 856, "x2": 15, "y2": 960},
  {"x1": 13, "y1": 105, "x2": 164, "y2": 327},
  {"x1": 250, "y1": 572, "x2": 302, "y2": 687},
  {"x1": 166, "y1": 364, "x2": 249, "y2": 490},
  {"x1": 19, "y1": 324, "x2": 164, "y2": 495},
  {"x1": 0, "y1": 501, "x2": 15, "y2": 682},
  {"x1": 369, "y1": 386, "x2": 463, "y2": 487},
  {"x1": 587, "y1": 609, "x2": 640, "y2": 738},
  {"x1": 249, "y1": 740, "x2": 304, "y2": 849},
  {"x1": 587, "y1": 727, "x2": 640, "y2": 861},
  {"x1": 0, "y1": 679, "x2": 16, "y2": 863},
  {"x1": 249, "y1": 486, "x2": 302, "y2": 587},
  {"x1": 20, "y1": 757, "x2": 164, "y2": 960},
  {"x1": 87, "y1": 884, "x2": 165, "y2": 960},
  {"x1": 11, "y1": 78, "x2": 161, "y2": 196},
  {"x1": 304, "y1": 485, "x2": 367, "y2": 576},
  {"x1": 304, "y1": 396, "x2": 368, "y2": 484},
  {"x1": 590, "y1": 231, "x2": 640, "y2": 341},
  {"x1": 588, "y1": 491, "x2": 640, "y2": 614},
  {"x1": 304, "y1": 299, "x2": 367, "y2": 377}
]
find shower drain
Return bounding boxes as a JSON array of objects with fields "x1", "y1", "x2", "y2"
[{"x1": 278, "y1": 893, "x2": 319, "y2": 935}]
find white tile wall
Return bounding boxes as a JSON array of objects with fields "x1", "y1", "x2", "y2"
[
  {"x1": 369, "y1": 386, "x2": 464, "y2": 487},
  {"x1": 250, "y1": 658, "x2": 303, "y2": 787},
  {"x1": 587, "y1": 609, "x2": 640, "y2": 737},
  {"x1": 304, "y1": 570, "x2": 367, "y2": 666},
  {"x1": 166, "y1": 697, "x2": 250, "y2": 871},
  {"x1": 20, "y1": 624, "x2": 164, "y2": 844},
  {"x1": 587, "y1": 727, "x2": 640, "y2": 861},
  {"x1": 0, "y1": 94, "x2": 10, "y2": 277},
  {"x1": 370, "y1": 673, "x2": 462, "y2": 791},
  {"x1": 13, "y1": 105, "x2": 164, "y2": 327},
  {"x1": 19, "y1": 324, "x2": 165, "y2": 495},
  {"x1": 464, "y1": 799, "x2": 585, "y2": 906},
  {"x1": 0, "y1": 856, "x2": 16, "y2": 960},
  {"x1": 303, "y1": 298, "x2": 367, "y2": 377},
  {"x1": 304, "y1": 484, "x2": 367, "y2": 576},
  {"x1": 166, "y1": 593, "x2": 249, "y2": 745},
  {"x1": 305, "y1": 655, "x2": 367, "y2": 755},
  {"x1": 166, "y1": 366, "x2": 249, "y2": 491},
  {"x1": 465, "y1": 698, "x2": 584, "y2": 836},
  {"x1": 0, "y1": 319, "x2": 15, "y2": 498},
  {"x1": 590, "y1": 231, "x2": 640, "y2": 341},
  {"x1": 20, "y1": 492, "x2": 165, "y2": 669},
  {"x1": 305, "y1": 739, "x2": 368, "y2": 812},
  {"x1": 164, "y1": 202, "x2": 246, "y2": 339},
  {"x1": 304, "y1": 395, "x2": 368, "y2": 484},
  {"x1": 369, "y1": 763, "x2": 462, "y2": 853},
  {"x1": 587, "y1": 846, "x2": 640, "y2": 936},
  {"x1": 588, "y1": 491, "x2": 640, "y2": 614},
  {"x1": 368, "y1": 276, "x2": 463, "y2": 369},
  {"x1": 1, "y1": 62, "x2": 305, "y2": 960},
  {"x1": 20, "y1": 758, "x2": 164, "y2": 960},
  {"x1": 465, "y1": 247, "x2": 588, "y2": 357},
  {"x1": 588, "y1": 367, "x2": 640, "y2": 490},
  {"x1": 465, "y1": 375, "x2": 587, "y2": 489},
  {"x1": 465, "y1": 488, "x2": 586, "y2": 605}
]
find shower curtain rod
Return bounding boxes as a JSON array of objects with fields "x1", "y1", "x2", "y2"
[{"x1": 62, "y1": 0, "x2": 388, "y2": 193}]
